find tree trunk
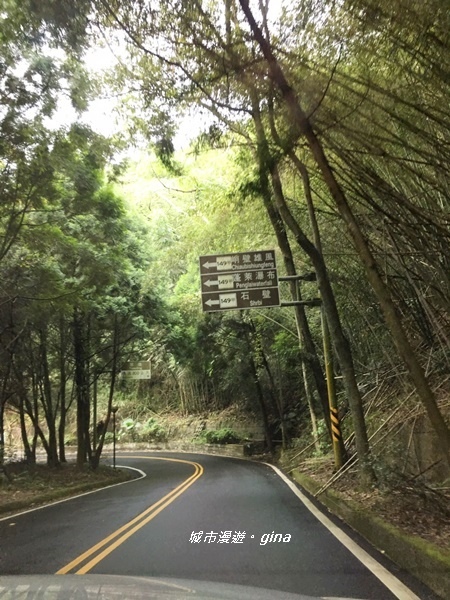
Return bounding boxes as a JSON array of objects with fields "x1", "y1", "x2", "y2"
[
  {"x1": 302, "y1": 362, "x2": 321, "y2": 452},
  {"x1": 73, "y1": 308, "x2": 89, "y2": 468},
  {"x1": 0, "y1": 403, "x2": 5, "y2": 469},
  {"x1": 91, "y1": 314, "x2": 120, "y2": 470},
  {"x1": 242, "y1": 319, "x2": 274, "y2": 454},
  {"x1": 249, "y1": 352, "x2": 273, "y2": 454},
  {"x1": 250, "y1": 93, "x2": 331, "y2": 435},
  {"x1": 24, "y1": 396, "x2": 51, "y2": 461},
  {"x1": 17, "y1": 395, "x2": 32, "y2": 463},
  {"x1": 58, "y1": 315, "x2": 67, "y2": 463},
  {"x1": 0, "y1": 345, "x2": 13, "y2": 469},
  {"x1": 39, "y1": 328, "x2": 59, "y2": 467},
  {"x1": 250, "y1": 318, "x2": 287, "y2": 448}
]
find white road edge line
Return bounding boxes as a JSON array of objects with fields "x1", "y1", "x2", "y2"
[
  {"x1": 265, "y1": 463, "x2": 421, "y2": 600},
  {"x1": 0, "y1": 466, "x2": 146, "y2": 522}
]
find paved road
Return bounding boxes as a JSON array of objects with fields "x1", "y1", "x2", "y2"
[{"x1": 0, "y1": 452, "x2": 438, "y2": 599}]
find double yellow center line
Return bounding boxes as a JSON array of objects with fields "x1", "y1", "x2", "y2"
[{"x1": 56, "y1": 456, "x2": 203, "y2": 575}]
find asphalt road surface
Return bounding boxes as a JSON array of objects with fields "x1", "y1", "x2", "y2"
[{"x1": 0, "y1": 452, "x2": 439, "y2": 599}]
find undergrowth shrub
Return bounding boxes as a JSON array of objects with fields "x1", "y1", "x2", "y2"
[
  {"x1": 118, "y1": 417, "x2": 167, "y2": 443},
  {"x1": 198, "y1": 427, "x2": 242, "y2": 444}
]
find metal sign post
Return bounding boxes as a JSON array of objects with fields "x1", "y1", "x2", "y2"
[
  {"x1": 111, "y1": 406, "x2": 118, "y2": 469},
  {"x1": 280, "y1": 274, "x2": 344, "y2": 469}
]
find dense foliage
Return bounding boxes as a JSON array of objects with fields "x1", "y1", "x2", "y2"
[{"x1": 0, "y1": 1, "x2": 448, "y2": 483}]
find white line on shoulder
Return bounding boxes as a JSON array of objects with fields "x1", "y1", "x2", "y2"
[{"x1": 265, "y1": 463, "x2": 421, "y2": 600}]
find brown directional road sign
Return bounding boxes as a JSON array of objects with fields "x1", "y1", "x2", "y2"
[{"x1": 199, "y1": 250, "x2": 280, "y2": 312}]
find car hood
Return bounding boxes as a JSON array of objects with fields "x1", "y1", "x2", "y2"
[{"x1": 0, "y1": 574, "x2": 357, "y2": 600}]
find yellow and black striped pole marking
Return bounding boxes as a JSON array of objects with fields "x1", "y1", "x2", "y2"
[
  {"x1": 330, "y1": 407, "x2": 342, "y2": 443},
  {"x1": 330, "y1": 406, "x2": 344, "y2": 470},
  {"x1": 322, "y1": 314, "x2": 344, "y2": 470}
]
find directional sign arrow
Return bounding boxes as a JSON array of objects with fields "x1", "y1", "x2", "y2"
[
  {"x1": 202, "y1": 261, "x2": 217, "y2": 270},
  {"x1": 205, "y1": 298, "x2": 220, "y2": 307},
  {"x1": 200, "y1": 255, "x2": 234, "y2": 272},
  {"x1": 200, "y1": 251, "x2": 279, "y2": 312}
]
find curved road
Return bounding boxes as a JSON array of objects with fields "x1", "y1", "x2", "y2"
[{"x1": 0, "y1": 452, "x2": 439, "y2": 599}]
